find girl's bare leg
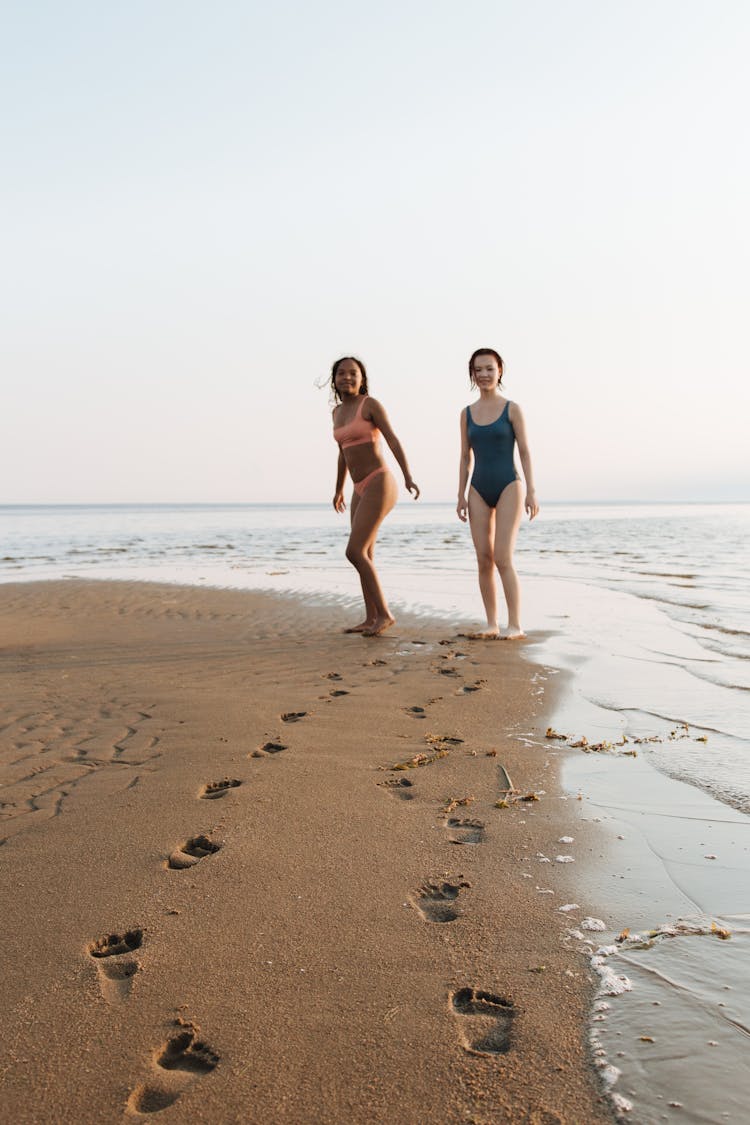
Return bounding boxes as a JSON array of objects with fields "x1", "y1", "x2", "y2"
[
  {"x1": 345, "y1": 472, "x2": 398, "y2": 635},
  {"x1": 468, "y1": 487, "x2": 499, "y2": 636},
  {"x1": 493, "y1": 481, "x2": 524, "y2": 636},
  {"x1": 343, "y1": 491, "x2": 378, "y2": 632}
]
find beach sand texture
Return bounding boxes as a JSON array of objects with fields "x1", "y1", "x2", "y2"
[{"x1": 0, "y1": 582, "x2": 611, "y2": 1124}]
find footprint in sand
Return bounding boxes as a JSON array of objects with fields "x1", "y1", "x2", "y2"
[
  {"x1": 126, "y1": 1021, "x2": 219, "y2": 1115},
  {"x1": 251, "y1": 740, "x2": 287, "y2": 758},
  {"x1": 451, "y1": 987, "x2": 514, "y2": 1055},
  {"x1": 322, "y1": 672, "x2": 343, "y2": 681},
  {"x1": 88, "y1": 928, "x2": 143, "y2": 1003},
  {"x1": 445, "y1": 818, "x2": 485, "y2": 845},
  {"x1": 378, "y1": 777, "x2": 415, "y2": 801},
  {"x1": 281, "y1": 711, "x2": 308, "y2": 723},
  {"x1": 410, "y1": 880, "x2": 469, "y2": 923},
  {"x1": 198, "y1": 779, "x2": 241, "y2": 800},
  {"x1": 167, "y1": 835, "x2": 221, "y2": 870},
  {"x1": 329, "y1": 689, "x2": 350, "y2": 697},
  {"x1": 404, "y1": 706, "x2": 426, "y2": 718}
]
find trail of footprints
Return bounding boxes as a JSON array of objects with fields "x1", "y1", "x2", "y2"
[
  {"x1": 380, "y1": 640, "x2": 515, "y2": 1060},
  {"x1": 89, "y1": 685, "x2": 336, "y2": 1114},
  {"x1": 82, "y1": 651, "x2": 507, "y2": 1113}
]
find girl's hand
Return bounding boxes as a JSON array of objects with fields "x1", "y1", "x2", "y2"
[
  {"x1": 405, "y1": 478, "x2": 420, "y2": 500},
  {"x1": 525, "y1": 490, "x2": 539, "y2": 520},
  {"x1": 456, "y1": 499, "x2": 468, "y2": 522},
  {"x1": 333, "y1": 491, "x2": 346, "y2": 513}
]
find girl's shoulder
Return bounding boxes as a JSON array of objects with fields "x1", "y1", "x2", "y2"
[{"x1": 362, "y1": 394, "x2": 384, "y2": 418}]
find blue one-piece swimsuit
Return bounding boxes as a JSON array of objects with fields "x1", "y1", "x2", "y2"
[{"x1": 467, "y1": 401, "x2": 520, "y2": 508}]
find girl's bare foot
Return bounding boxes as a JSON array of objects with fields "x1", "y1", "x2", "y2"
[
  {"x1": 343, "y1": 620, "x2": 375, "y2": 634},
  {"x1": 499, "y1": 626, "x2": 526, "y2": 640},
  {"x1": 467, "y1": 625, "x2": 500, "y2": 640},
  {"x1": 363, "y1": 614, "x2": 396, "y2": 637}
]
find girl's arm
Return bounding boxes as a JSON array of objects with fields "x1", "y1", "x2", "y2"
[
  {"x1": 457, "y1": 407, "x2": 473, "y2": 522},
  {"x1": 333, "y1": 447, "x2": 348, "y2": 512},
  {"x1": 509, "y1": 403, "x2": 539, "y2": 519},
  {"x1": 366, "y1": 398, "x2": 420, "y2": 499}
]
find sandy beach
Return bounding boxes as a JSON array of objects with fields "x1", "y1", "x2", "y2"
[{"x1": 0, "y1": 580, "x2": 613, "y2": 1123}]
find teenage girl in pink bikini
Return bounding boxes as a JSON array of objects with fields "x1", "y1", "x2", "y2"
[{"x1": 331, "y1": 356, "x2": 420, "y2": 636}]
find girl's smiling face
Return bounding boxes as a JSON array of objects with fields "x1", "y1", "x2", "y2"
[
  {"x1": 334, "y1": 358, "x2": 364, "y2": 398},
  {"x1": 471, "y1": 354, "x2": 502, "y2": 390}
]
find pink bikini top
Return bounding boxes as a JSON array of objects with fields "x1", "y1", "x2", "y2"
[{"x1": 333, "y1": 396, "x2": 381, "y2": 448}]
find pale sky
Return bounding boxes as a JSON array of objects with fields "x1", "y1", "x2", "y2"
[{"x1": 3, "y1": 0, "x2": 749, "y2": 504}]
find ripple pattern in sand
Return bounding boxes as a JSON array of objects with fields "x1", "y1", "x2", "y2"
[{"x1": 0, "y1": 700, "x2": 165, "y2": 840}]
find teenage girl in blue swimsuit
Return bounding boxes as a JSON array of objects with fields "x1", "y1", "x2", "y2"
[{"x1": 457, "y1": 348, "x2": 539, "y2": 638}]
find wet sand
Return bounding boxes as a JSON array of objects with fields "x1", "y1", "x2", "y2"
[
  {"x1": 560, "y1": 750, "x2": 750, "y2": 1121},
  {"x1": 0, "y1": 580, "x2": 612, "y2": 1124}
]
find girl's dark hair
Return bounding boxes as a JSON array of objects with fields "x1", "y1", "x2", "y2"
[
  {"x1": 469, "y1": 348, "x2": 504, "y2": 387},
  {"x1": 330, "y1": 356, "x2": 369, "y2": 401}
]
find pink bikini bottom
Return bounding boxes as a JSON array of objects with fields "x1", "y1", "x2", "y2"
[{"x1": 353, "y1": 465, "x2": 389, "y2": 498}]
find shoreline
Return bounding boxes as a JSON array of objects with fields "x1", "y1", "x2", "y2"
[{"x1": 0, "y1": 579, "x2": 612, "y2": 1124}]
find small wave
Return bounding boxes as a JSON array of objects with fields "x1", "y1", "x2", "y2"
[
  {"x1": 634, "y1": 591, "x2": 710, "y2": 611},
  {"x1": 635, "y1": 570, "x2": 696, "y2": 579},
  {"x1": 644, "y1": 647, "x2": 718, "y2": 665},
  {"x1": 688, "y1": 637, "x2": 750, "y2": 665},
  {"x1": 699, "y1": 623, "x2": 750, "y2": 639},
  {"x1": 636, "y1": 652, "x2": 749, "y2": 692},
  {"x1": 590, "y1": 702, "x2": 744, "y2": 741}
]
